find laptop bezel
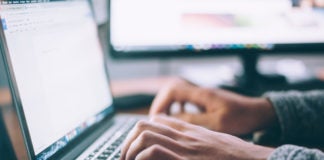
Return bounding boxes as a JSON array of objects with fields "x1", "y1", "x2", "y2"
[{"x1": 0, "y1": 1, "x2": 118, "y2": 159}]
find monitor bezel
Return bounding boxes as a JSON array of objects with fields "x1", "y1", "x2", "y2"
[
  {"x1": 108, "y1": 0, "x2": 324, "y2": 59},
  {"x1": 109, "y1": 42, "x2": 324, "y2": 59},
  {"x1": 0, "y1": 1, "x2": 117, "y2": 159}
]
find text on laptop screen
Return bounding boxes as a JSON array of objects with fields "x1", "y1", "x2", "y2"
[
  {"x1": 110, "y1": 0, "x2": 324, "y2": 52},
  {"x1": 0, "y1": 0, "x2": 113, "y2": 157}
]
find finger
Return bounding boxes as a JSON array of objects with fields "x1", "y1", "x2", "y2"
[
  {"x1": 135, "y1": 144, "x2": 182, "y2": 160},
  {"x1": 154, "y1": 115, "x2": 228, "y2": 137},
  {"x1": 120, "y1": 120, "x2": 181, "y2": 160},
  {"x1": 153, "y1": 111, "x2": 216, "y2": 131},
  {"x1": 174, "y1": 113, "x2": 212, "y2": 129},
  {"x1": 126, "y1": 131, "x2": 186, "y2": 160},
  {"x1": 151, "y1": 115, "x2": 192, "y2": 131},
  {"x1": 149, "y1": 86, "x2": 175, "y2": 116},
  {"x1": 150, "y1": 84, "x2": 210, "y2": 116}
]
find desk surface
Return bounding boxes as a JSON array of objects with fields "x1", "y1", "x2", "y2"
[{"x1": 0, "y1": 88, "x2": 28, "y2": 160}]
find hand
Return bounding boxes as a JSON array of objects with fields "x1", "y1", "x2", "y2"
[
  {"x1": 150, "y1": 78, "x2": 277, "y2": 135},
  {"x1": 120, "y1": 116, "x2": 274, "y2": 160}
]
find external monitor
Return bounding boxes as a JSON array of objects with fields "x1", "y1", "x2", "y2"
[
  {"x1": 110, "y1": 0, "x2": 324, "y2": 93},
  {"x1": 109, "y1": 0, "x2": 324, "y2": 58}
]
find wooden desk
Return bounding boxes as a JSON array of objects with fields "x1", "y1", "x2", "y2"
[
  {"x1": 1, "y1": 88, "x2": 28, "y2": 160},
  {"x1": 0, "y1": 77, "x2": 173, "y2": 159}
]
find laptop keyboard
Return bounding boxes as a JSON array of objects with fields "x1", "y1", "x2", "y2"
[{"x1": 84, "y1": 118, "x2": 138, "y2": 160}]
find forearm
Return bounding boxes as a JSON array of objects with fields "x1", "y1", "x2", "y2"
[{"x1": 268, "y1": 145, "x2": 324, "y2": 160}]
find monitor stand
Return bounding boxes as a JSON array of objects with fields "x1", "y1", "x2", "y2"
[{"x1": 221, "y1": 53, "x2": 324, "y2": 96}]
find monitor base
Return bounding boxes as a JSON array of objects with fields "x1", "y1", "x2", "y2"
[{"x1": 220, "y1": 54, "x2": 324, "y2": 96}]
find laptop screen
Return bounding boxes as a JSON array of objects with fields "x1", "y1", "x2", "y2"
[{"x1": 0, "y1": 0, "x2": 113, "y2": 158}]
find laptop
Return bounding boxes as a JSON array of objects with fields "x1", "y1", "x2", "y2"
[{"x1": 0, "y1": 0, "x2": 146, "y2": 159}]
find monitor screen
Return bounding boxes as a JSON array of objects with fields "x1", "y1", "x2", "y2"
[
  {"x1": 0, "y1": 0, "x2": 113, "y2": 159},
  {"x1": 110, "y1": 0, "x2": 324, "y2": 57}
]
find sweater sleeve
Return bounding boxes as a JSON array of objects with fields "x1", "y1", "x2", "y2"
[
  {"x1": 268, "y1": 145, "x2": 324, "y2": 160},
  {"x1": 264, "y1": 90, "x2": 324, "y2": 143}
]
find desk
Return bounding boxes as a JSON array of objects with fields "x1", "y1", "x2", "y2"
[
  {"x1": 0, "y1": 77, "x2": 174, "y2": 159},
  {"x1": 0, "y1": 88, "x2": 27, "y2": 160}
]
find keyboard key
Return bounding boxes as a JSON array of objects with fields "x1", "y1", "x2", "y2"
[{"x1": 84, "y1": 118, "x2": 138, "y2": 160}]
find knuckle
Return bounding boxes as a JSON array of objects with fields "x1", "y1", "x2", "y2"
[
  {"x1": 200, "y1": 88, "x2": 216, "y2": 106},
  {"x1": 182, "y1": 123, "x2": 191, "y2": 131},
  {"x1": 165, "y1": 78, "x2": 183, "y2": 90},
  {"x1": 169, "y1": 77, "x2": 184, "y2": 85},
  {"x1": 157, "y1": 86, "x2": 174, "y2": 100},
  {"x1": 149, "y1": 144, "x2": 163, "y2": 155},
  {"x1": 138, "y1": 130, "x2": 153, "y2": 142},
  {"x1": 141, "y1": 130, "x2": 153, "y2": 138},
  {"x1": 135, "y1": 120, "x2": 149, "y2": 130},
  {"x1": 164, "y1": 84, "x2": 176, "y2": 95},
  {"x1": 150, "y1": 116, "x2": 159, "y2": 123},
  {"x1": 201, "y1": 88, "x2": 215, "y2": 99}
]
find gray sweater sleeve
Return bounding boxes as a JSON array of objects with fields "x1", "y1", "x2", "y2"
[
  {"x1": 268, "y1": 145, "x2": 324, "y2": 160},
  {"x1": 264, "y1": 90, "x2": 324, "y2": 160},
  {"x1": 265, "y1": 90, "x2": 324, "y2": 142}
]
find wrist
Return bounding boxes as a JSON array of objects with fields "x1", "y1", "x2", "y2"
[
  {"x1": 251, "y1": 98, "x2": 278, "y2": 131},
  {"x1": 250, "y1": 145, "x2": 275, "y2": 160}
]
